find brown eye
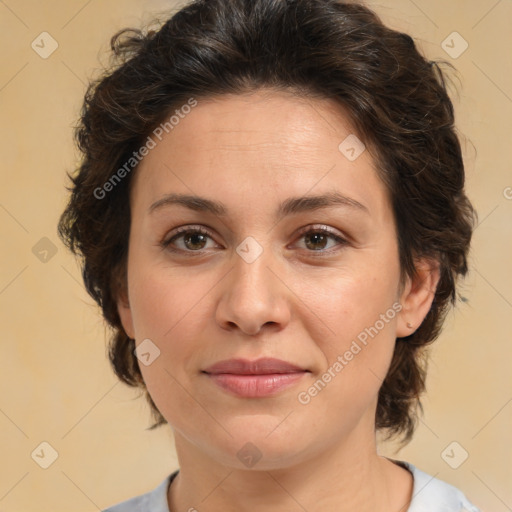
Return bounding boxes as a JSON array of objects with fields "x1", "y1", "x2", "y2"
[
  {"x1": 180, "y1": 232, "x2": 209, "y2": 250},
  {"x1": 294, "y1": 226, "x2": 348, "y2": 254},
  {"x1": 304, "y1": 231, "x2": 331, "y2": 251},
  {"x1": 162, "y1": 226, "x2": 217, "y2": 253}
]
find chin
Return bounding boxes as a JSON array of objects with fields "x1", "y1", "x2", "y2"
[{"x1": 208, "y1": 418, "x2": 314, "y2": 469}]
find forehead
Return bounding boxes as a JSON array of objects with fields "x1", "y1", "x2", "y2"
[
  {"x1": 147, "y1": 89, "x2": 357, "y2": 159},
  {"x1": 131, "y1": 89, "x2": 388, "y2": 216}
]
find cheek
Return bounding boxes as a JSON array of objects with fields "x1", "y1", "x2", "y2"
[
  {"x1": 297, "y1": 262, "x2": 400, "y2": 349},
  {"x1": 128, "y1": 262, "x2": 208, "y2": 339},
  {"x1": 296, "y1": 264, "x2": 400, "y2": 411},
  {"x1": 128, "y1": 264, "x2": 213, "y2": 400},
  {"x1": 297, "y1": 296, "x2": 398, "y2": 436}
]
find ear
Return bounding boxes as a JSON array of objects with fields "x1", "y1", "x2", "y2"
[
  {"x1": 116, "y1": 280, "x2": 135, "y2": 340},
  {"x1": 396, "y1": 258, "x2": 441, "y2": 337}
]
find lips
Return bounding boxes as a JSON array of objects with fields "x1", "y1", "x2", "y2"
[
  {"x1": 202, "y1": 357, "x2": 307, "y2": 375},
  {"x1": 202, "y1": 358, "x2": 309, "y2": 398}
]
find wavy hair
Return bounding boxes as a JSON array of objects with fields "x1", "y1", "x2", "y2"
[{"x1": 58, "y1": 0, "x2": 476, "y2": 442}]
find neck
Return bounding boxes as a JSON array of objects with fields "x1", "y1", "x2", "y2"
[{"x1": 167, "y1": 424, "x2": 413, "y2": 512}]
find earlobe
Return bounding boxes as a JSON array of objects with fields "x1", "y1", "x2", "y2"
[{"x1": 396, "y1": 258, "x2": 440, "y2": 338}]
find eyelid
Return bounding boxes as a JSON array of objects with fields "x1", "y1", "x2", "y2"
[{"x1": 293, "y1": 223, "x2": 345, "y2": 241}]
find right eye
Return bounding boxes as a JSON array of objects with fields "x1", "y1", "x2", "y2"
[{"x1": 161, "y1": 226, "x2": 220, "y2": 253}]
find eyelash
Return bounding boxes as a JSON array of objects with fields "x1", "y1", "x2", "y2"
[{"x1": 160, "y1": 224, "x2": 348, "y2": 256}]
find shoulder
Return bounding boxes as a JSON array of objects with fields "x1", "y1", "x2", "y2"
[
  {"x1": 399, "y1": 461, "x2": 482, "y2": 512},
  {"x1": 102, "y1": 470, "x2": 178, "y2": 512}
]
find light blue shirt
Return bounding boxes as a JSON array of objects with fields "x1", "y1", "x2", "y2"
[{"x1": 103, "y1": 461, "x2": 481, "y2": 511}]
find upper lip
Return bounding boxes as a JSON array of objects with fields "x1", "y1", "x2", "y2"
[{"x1": 203, "y1": 358, "x2": 308, "y2": 375}]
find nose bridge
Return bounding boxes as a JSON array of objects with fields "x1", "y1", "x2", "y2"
[
  {"x1": 216, "y1": 235, "x2": 290, "y2": 334},
  {"x1": 232, "y1": 236, "x2": 278, "y2": 305}
]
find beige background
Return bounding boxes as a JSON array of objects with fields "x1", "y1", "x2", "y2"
[{"x1": 0, "y1": 0, "x2": 510, "y2": 510}]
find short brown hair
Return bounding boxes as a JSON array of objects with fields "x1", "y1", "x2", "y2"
[{"x1": 58, "y1": 0, "x2": 476, "y2": 442}]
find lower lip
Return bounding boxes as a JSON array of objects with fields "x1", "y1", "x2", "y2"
[{"x1": 205, "y1": 372, "x2": 307, "y2": 398}]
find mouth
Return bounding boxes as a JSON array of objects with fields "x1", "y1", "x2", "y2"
[{"x1": 202, "y1": 358, "x2": 310, "y2": 398}]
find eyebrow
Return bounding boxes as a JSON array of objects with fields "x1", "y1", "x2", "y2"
[{"x1": 148, "y1": 191, "x2": 369, "y2": 218}]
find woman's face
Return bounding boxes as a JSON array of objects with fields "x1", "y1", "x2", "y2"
[{"x1": 118, "y1": 89, "x2": 430, "y2": 470}]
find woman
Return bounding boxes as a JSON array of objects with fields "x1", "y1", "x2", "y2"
[{"x1": 58, "y1": 0, "x2": 481, "y2": 510}]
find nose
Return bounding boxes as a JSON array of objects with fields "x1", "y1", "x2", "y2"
[{"x1": 215, "y1": 244, "x2": 291, "y2": 336}]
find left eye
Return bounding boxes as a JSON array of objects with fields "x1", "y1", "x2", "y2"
[{"x1": 293, "y1": 227, "x2": 347, "y2": 252}]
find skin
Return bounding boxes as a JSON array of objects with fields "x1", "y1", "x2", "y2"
[{"x1": 117, "y1": 89, "x2": 440, "y2": 512}]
